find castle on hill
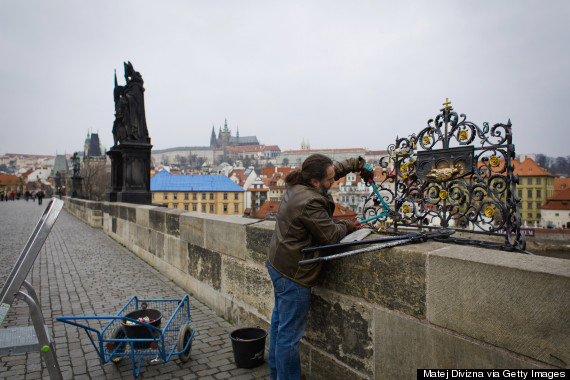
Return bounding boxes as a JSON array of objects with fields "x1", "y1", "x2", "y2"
[{"x1": 210, "y1": 118, "x2": 259, "y2": 149}]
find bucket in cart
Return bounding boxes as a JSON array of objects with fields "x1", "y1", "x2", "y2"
[
  {"x1": 122, "y1": 309, "x2": 162, "y2": 349},
  {"x1": 230, "y1": 327, "x2": 267, "y2": 368}
]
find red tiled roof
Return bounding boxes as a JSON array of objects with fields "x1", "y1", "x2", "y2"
[
  {"x1": 262, "y1": 167, "x2": 293, "y2": 178},
  {"x1": 282, "y1": 148, "x2": 366, "y2": 154},
  {"x1": 225, "y1": 144, "x2": 281, "y2": 153},
  {"x1": 512, "y1": 158, "x2": 554, "y2": 177},
  {"x1": 333, "y1": 204, "x2": 357, "y2": 220},
  {"x1": 229, "y1": 169, "x2": 249, "y2": 183},
  {"x1": 366, "y1": 150, "x2": 390, "y2": 155},
  {"x1": 251, "y1": 201, "x2": 281, "y2": 219},
  {"x1": 542, "y1": 188, "x2": 570, "y2": 210},
  {"x1": 555, "y1": 177, "x2": 570, "y2": 191},
  {"x1": 3, "y1": 153, "x2": 55, "y2": 159},
  {"x1": 0, "y1": 173, "x2": 20, "y2": 186}
]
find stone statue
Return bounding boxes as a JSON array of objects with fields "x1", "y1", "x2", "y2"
[
  {"x1": 112, "y1": 70, "x2": 127, "y2": 146},
  {"x1": 72, "y1": 152, "x2": 81, "y2": 178},
  {"x1": 112, "y1": 62, "x2": 149, "y2": 145},
  {"x1": 107, "y1": 61, "x2": 153, "y2": 204}
]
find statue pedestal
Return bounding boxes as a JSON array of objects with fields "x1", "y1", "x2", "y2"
[
  {"x1": 71, "y1": 177, "x2": 83, "y2": 198},
  {"x1": 106, "y1": 141, "x2": 153, "y2": 204},
  {"x1": 106, "y1": 147, "x2": 123, "y2": 202}
]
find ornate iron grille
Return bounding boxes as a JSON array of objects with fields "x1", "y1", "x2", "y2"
[{"x1": 362, "y1": 100, "x2": 525, "y2": 250}]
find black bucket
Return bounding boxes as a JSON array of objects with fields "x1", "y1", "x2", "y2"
[
  {"x1": 230, "y1": 327, "x2": 267, "y2": 369},
  {"x1": 122, "y1": 309, "x2": 162, "y2": 349}
]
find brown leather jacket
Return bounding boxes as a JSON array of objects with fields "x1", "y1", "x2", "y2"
[{"x1": 267, "y1": 158, "x2": 360, "y2": 287}]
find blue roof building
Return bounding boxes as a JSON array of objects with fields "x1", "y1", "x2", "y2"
[
  {"x1": 150, "y1": 170, "x2": 245, "y2": 214},
  {"x1": 151, "y1": 170, "x2": 245, "y2": 192}
]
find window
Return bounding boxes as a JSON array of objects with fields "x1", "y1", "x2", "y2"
[
  {"x1": 210, "y1": 193, "x2": 214, "y2": 200},
  {"x1": 184, "y1": 204, "x2": 188, "y2": 211},
  {"x1": 163, "y1": 193, "x2": 168, "y2": 200},
  {"x1": 193, "y1": 193, "x2": 197, "y2": 200},
  {"x1": 536, "y1": 190, "x2": 541, "y2": 198},
  {"x1": 234, "y1": 204, "x2": 239, "y2": 212},
  {"x1": 555, "y1": 213, "x2": 559, "y2": 217},
  {"x1": 536, "y1": 178, "x2": 542, "y2": 185},
  {"x1": 202, "y1": 193, "x2": 206, "y2": 200},
  {"x1": 184, "y1": 193, "x2": 189, "y2": 200},
  {"x1": 518, "y1": 190, "x2": 522, "y2": 198},
  {"x1": 173, "y1": 192, "x2": 178, "y2": 200},
  {"x1": 527, "y1": 178, "x2": 533, "y2": 185},
  {"x1": 224, "y1": 193, "x2": 228, "y2": 200},
  {"x1": 528, "y1": 190, "x2": 532, "y2": 198},
  {"x1": 202, "y1": 204, "x2": 206, "y2": 212},
  {"x1": 192, "y1": 204, "x2": 197, "y2": 211},
  {"x1": 528, "y1": 213, "x2": 532, "y2": 218},
  {"x1": 537, "y1": 213, "x2": 541, "y2": 219},
  {"x1": 537, "y1": 202, "x2": 541, "y2": 210},
  {"x1": 234, "y1": 193, "x2": 239, "y2": 200},
  {"x1": 528, "y1": 202, "x2": 532, "y2": 209},
  {"x1": 209, "y1": 204, "x2": 214, "y2": 212},
  {"x1": 152, "y1": 193, "x2": 155, "y2": 200},
  {"x1": 223, "y1": 204, "x2": 228, "y2": 213}
]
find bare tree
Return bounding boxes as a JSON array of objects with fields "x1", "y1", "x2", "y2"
[{"x1": 81, "y1": 158, "x2": 110, "y2": 201}]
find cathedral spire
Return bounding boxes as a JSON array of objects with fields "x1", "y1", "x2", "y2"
[{"x1": 210, "y1": 125, "x2": 217, "y2": 147}]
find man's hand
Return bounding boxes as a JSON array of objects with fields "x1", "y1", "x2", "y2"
[
  {"x1": 346, "y1": 220, "x2": 357, "y2": 234},
  {"x1": 358, "y1": 158, "x2": 374, "y2": 182}
]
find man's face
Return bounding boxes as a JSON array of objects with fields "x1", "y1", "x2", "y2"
[{"x1": 317, "y1": 165, "x2": 335, "y2": 196}]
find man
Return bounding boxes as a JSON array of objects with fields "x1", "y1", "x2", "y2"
[{"x1": 267, "y1": 154, "x2": 374, "y2": 380}]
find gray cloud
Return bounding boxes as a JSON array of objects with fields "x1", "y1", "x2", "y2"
[{"x1": 1, "y1": 0, "x2": 568, "y2": 157}]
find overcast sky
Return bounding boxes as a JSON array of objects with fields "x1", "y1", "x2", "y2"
[{"x1": 1, "y1": 1, "x2": 569, "y2": 158}]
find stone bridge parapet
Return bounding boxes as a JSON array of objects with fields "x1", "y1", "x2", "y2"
[{"x1": 63, "y1": 197, "x2": 570, "y2": 379}]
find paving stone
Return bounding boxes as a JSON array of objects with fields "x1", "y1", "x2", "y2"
[{"x1": 0, "y1": 201, "x2": 269, "y2": 379}]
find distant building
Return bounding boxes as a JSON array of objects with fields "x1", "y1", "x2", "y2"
[
  {"x1": 152, "y1": 118, "x2": 265, "y2": 167},
  {"x1": 280, "y1": 148, "x2": 367, "y2": 167},
  {"x1": 541, "y1": 188, "x2": 570, "y2": 229},
  {"x1": 335, "y1": 172, "x2": 371, "y2": 214},
  {"x1": 84, "y1": 132, "x2": 106, "y2": 159},
  {"x1": 51, "y1": 154, "x2": 70, "y2": 177},
  {"x1": 554, "y1": 177, "x2": 570, "y2": 194},
  {"x1": 250, "y1": 201, "x2": 280, "y2": 220},
  {"x1": 0, "y1": 173, "x2": 20, "y2": 194},
  {"x1": 263, "y1": 167, "x2": 292, "y2": 203},
  {"x1": 513, "y1": 158, "x2": 555, "y2": 227},
  {"x1": 228, "y1": 167, "x2": 257, "y2": 190},
  {"x1": 150, "y1": 169, "x2": 245, "y2": 214},
  {"x1": 333, "y1": 204, "x2": 358, "y2": 220},
  {"x1": 364, "y1": 150, "x2": 390, "y2": 166},
  {"x1": 246, "y1": 175, "x2": 269, "y2": 214},
  {"x1": 27, "y1": 168, "x2": 51, "y2": 183},
  {"x1": 210, "y1": 119, "x2": 259, "y2": 149}
]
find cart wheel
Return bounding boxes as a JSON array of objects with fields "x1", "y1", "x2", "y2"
[
  {"x1": 109, "y1": 326, "x2": 127, "y2": 363},
  {"x1": 177, "y1": 324, "x2": 193, "y2": 363}
]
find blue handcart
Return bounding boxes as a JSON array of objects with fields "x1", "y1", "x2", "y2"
[{"x1": 56, "y1": 295, "x2": 195, "y2": 377}]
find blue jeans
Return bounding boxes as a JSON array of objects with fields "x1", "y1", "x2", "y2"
[{"x1": 267, "y1": 261, "x2": 312, "y2": 380}]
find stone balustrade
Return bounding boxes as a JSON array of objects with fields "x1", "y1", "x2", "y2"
[{"x1": 63, "y1": 197, "x2": 570, "y2": 379}]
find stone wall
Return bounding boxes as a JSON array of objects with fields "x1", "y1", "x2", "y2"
[{"x1": 63, "y1": 198, "x2": 570, "y2": 379}]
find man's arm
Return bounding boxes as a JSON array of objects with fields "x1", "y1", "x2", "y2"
[
  {"x1": 333, "y1": 157, "x2": 360, "y2": 181},
  {"x1": 300, "y1": 198, "x2": 355, "y2": 245},
  {"x1": 333, "y1": 157, "x2": 374, "y2": 182}
]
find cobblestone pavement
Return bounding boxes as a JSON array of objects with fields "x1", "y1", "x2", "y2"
[{"x1": 0, "y1": 200, "x2": 270, "y2": 379}]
